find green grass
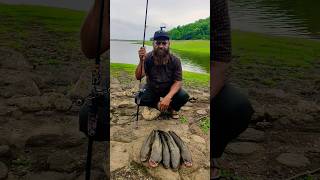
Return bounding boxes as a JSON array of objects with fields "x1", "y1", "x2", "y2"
[
  {"x1": 111, "y1": 63, "x2": 209, "y2": 87},
  {"x1": 199, "y1": 117, "x2": 210, "y2": 134},
  {"x1": 0, "y1": 3, "x2": 86, "y2": 33},
  {"x1": 180, "y1": 116, "x2": 188, "y2": 124},
  {"x1": 232, "y1": 30, "x2": 320, "y2": 67}
]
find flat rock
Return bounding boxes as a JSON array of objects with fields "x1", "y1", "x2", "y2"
[
  {"x1": 111, "y1": 129, "x2": 137, "y2": 143},
  {"x1": 0, "y1": 73, "x2": 40, "y2": 98},
  {"x1": 0, "y1": 48, "x2": 31, "y2": 70},
  {"x1": 68, "y1": 67, "x2": 91, "y2": 99},
  {"x1": 47, "y1": 150, "x2": 81, "y2": 173},
  {"x1": 237, "y1": 128, "x2": 265, "y2": 142},
  {"x1": 189, "y1": 124, "x2": 203, "y2": 136},
  {"x1": 255, "y1": 121, "x2": 272, "y2": 130},
  {"x1": 117, "y1": 116, "x2": 132, "y2": 125},
  {"x1": 54, "y1": 98, "x2": 72, "y2": 111},
  {"x1": 196, "y1": 109, "x2": 207, "y2": 115},
  {"x1": 276, "y1": 153, "x2": 310, "y2": 167},
  {"x1": 110, "y1": 141, "x2": 129, "y2": 172},
  {"x1": 142, "y1": 107, "x2": 161, "y2": 121},
  {"x1": 23, "y1": 171, "x2": 75, "y2": 180},
  {"x1": 0, "y1": 161, "x2": 8, "y2": 180},
  {"x1": 192, "y1": 168, "x2": 210, "y2": 180},
  {"x1": 25, "y1": 133, "x2": 85, "y2": 148},
  {"x1": 181, "y1": 106, "x2": 192, "y2": 111},
  {"x1": 147, "y1": 165, "x2": 180, "y2": 180},
  {"x1": 190, "y1": 135, "x2": 206, "y2": 144},
  {"x1": 226, "y1": 142, "x2": 263, "y2": 155},
  {"x1": 118, "y1": 100, "x2": 136, "y2": 108}
]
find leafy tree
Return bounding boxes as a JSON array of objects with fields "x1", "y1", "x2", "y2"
[{"x1": 168, "y1": 17, "x2": 210, "y2": 40}]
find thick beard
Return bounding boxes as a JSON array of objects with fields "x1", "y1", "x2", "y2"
[{"x1": 153, "y1": 47, "x2": 170, "y2": 65}]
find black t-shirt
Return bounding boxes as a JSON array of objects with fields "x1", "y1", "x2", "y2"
[
  {"x1": 212, "y1": 0, "x2": 232, "y2": 62},
  {"x1": 144, "y1": 52, "x2": 182, "y2": 93}
]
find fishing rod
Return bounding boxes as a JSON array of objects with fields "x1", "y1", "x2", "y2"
[
  {"x1": 135, "y1": 0, "x2": 149, "y2": 129},
  {"x1": 83, "y1": 0, "x2": 107, "y2": 179}
]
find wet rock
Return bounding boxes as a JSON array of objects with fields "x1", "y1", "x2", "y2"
[
  {"x1": 238, "y1": 128, "x2": 265, "y2": 142},
  {"x1": 147, "y1": 165, "x2": 180, "y2": 180},
  {"x1": 47, "y1": 150, "x2": 81, "y2": 173},
  {"x1": 0, "y1": 161, "x2": 8, "y2": 180},
  {"x1": 226, "y1": 142, "x2": 263, "y2": 155},
  {"x1": 276, "y1": 153, "x2": 310, "y2": 167},
  {"x1": 196, "y1": 109, "x2": 207, "y2": 115},
  {"x1": 54, "y1": 98, "x2": 72, "y2": 111},
  {"x1": 110, "y1": 141, "x2": 129, "y2": 172},
  {"x1": 23, "y1": 171, "x2": 76, "y2": 180},
  {"x1": 142, "y1": 107, "x2": 161, "y2": 121}
]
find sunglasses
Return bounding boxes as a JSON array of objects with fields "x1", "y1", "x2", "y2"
[{"x1": 155, "y1": 41, "x2": 168, "y2": 46}]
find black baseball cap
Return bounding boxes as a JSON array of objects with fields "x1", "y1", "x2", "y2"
[{"x1": 153, "y1": 30, "x2": 170, "y2": 40}]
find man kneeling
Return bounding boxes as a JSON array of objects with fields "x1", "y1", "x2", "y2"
[{"x1": 135, "y1": 30, "x2": 189, "y2": 119}]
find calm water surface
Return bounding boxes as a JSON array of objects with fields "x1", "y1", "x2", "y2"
[
  {"x1": 230, "y1": 0, "x2": 320, "y2": 39},
  {"x1": 111, "y1": 40, "x2": 206, "y2": 73}
]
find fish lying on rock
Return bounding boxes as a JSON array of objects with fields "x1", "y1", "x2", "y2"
[
  {"x1": 169, "y1": 131, "x2": 192, "y2": 167},
  {"x1": 140, "y1": 130, "x2": 155, "y2": 162},
  {"x1": 163, "y1": 131, "x2": 180, "y2": 170},
  {"x1": 149, "y1": 130, "x2": 163, "y2": 167},
  {"x1": 159, "y1": 130, "x2": 170, "y2": 169}
]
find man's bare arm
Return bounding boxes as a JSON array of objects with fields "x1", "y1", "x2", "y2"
[
  {"x1": 166, "y1": 81, "x2": 182, "y2": 99},
  {"x1": 135, "y1": 61, "x2": 145, "y2": 80},
  {"x1": 211, "y1": 61, "x2": 229, "y2": 98},
  {"x1": 80, "y1": 0, "x2": 109, "y2": 59},
  {"x1": 135, "y1": 47, "x2": 146, "y2": 80}
]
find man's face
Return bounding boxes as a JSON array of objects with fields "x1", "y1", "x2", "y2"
[{"x1": 153, "y1": 40, "x2": 170, "y2": 56}]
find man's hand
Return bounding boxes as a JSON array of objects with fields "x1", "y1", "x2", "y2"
[
  {"x1": 138, "y1": 47, "x2": 146, "y2": 62},
  {"x1": 159, "y1": 96, "x2": 171, "y2": 112}
]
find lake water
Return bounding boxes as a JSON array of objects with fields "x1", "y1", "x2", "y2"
[
  {"x1": 110, "y1": 40, "x2": 206, "y2": 73},
  {"x1": 230, "y1": 0, "x2": 320, "y2": 39}
]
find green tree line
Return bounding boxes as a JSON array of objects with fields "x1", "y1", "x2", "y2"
[{"x1": 168, "y1": 17, "x2": 210, "y2": 40}]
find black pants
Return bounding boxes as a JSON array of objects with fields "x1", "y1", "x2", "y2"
[
  {"x1": 211, "y1": 84, "x2": 254, "y2": 158},
  {"x1": 135, "y1": 85, "x2": 189, "y2": 111}
]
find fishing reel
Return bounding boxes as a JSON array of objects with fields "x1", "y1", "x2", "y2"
[{"x1": 79, "y1": 87, "x2": 109, "y2": 141}]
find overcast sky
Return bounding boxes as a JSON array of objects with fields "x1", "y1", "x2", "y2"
[{"x1": 111, "y1": 0, "x2": 210, "y2": 40}]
